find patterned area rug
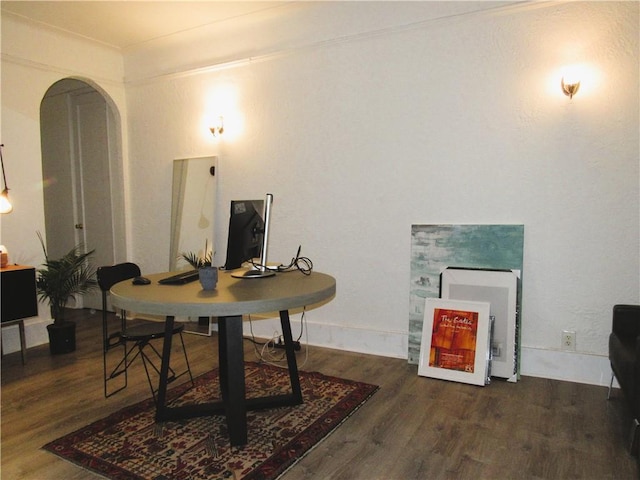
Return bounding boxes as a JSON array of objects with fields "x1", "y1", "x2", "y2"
[{"x1": 43, "y1": 362, "x2": 378, "y2": 479}]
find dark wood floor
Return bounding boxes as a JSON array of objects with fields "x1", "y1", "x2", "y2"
[{"x1": 1, "y1": 309, "x2": 638, "y2": 479}]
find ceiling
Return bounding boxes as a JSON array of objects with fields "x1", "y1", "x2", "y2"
[{"x1": 0, "y1": 1, "x2": 289, "y2": 50}]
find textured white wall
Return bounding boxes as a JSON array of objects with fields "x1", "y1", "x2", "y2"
[
  {"x1": 1, "y1": 14, "x2": 127, "y2": 348},
  {"x1": 2, "y1": 2, "x2": 638, "y2": 385},
  {"x1": 125, "y1": 2, "x2": 639, "y2": 384}
]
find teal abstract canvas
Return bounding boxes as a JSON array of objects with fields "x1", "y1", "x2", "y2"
[{"x1": 409, "y1": 224, "x2": 524, "y2": 365}]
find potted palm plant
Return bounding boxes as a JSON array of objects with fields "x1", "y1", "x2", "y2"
[
  {"x1": 36, "y1": 232, "x2": 96, "y2": 354},
  {"x1": 180, "y1": 249, "x2": 213, "y2": 269},
  {"x1": 180, "y1": 241, "x2": 217, "y2": 290}
]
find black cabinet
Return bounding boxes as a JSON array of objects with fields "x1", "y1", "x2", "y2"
[
  {"x1": 1, "y1": 266, "x2": 38, "y2": 364},
  {"x1": 1, "y1": 266, "x2": 38, "y2": 322}
]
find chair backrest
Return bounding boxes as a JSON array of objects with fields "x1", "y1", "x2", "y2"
[
  {"x1": 97, "y1": 262, "x2": 141, "y2": 292},
  {"x1": 613, "y1": 304, "x2": 640, "y2": 338}
]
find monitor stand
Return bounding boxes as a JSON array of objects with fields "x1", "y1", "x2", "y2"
[{"x1": 232, "y1": 268, "x2": 276, "y2": 279}]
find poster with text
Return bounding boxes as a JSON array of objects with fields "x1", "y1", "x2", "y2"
[
  {"x1": 419, "y1": 298, "x2": 491, "y2": 386},
  {"x1": 430, "y1": 307, "x2": 479, "y2": 373}
]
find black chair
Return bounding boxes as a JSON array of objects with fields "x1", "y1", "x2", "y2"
[
  {"x1": 608, "y1": 304, "x2": 640, "y2": 457},
  {"x1": 97, "y1": 262, "x2": 193, "y2": 403}
]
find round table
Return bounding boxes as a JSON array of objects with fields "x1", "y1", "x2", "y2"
[
  {"x1": 110, "y1": 269, "x2": 336, "y2": 446},
  {"x1": 111, "y1": 269, "x2": 336, "y2": 317}
]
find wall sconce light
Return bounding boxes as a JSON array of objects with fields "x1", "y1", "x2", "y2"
[
  {"x1": 0, "y1": 144, "x2": 13, "y2": 214},
  {"x1": 209, "y1": 116, "x2": 224, "y2": 137},
  {"x1": 561, "y1": 77, "x2": 580, "y2": 99}
]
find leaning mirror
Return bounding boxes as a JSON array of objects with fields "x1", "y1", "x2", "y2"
[
  {"x1": 169, "y1": 156, "x2": 217, "y2": 336},
  {"x1": 169, "y1": 156, "x2": 217, "y2": 271}
]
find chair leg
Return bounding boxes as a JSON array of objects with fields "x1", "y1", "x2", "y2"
[
  {"x1": 103, "y1": 310, "x2": 143, "y2": 399},
  {"x1": 104, "y1": 340, "x2": 130, "y2": 398},
  {"x1": 607, "y1": 371, "x2": 614, "y2": 400},
  {"x1": 146, "y1": 334, "x2": 193, "y2": 387},
  {"x1": 631, "y1": 418, "x2": 639, "y2": 457},
  {"x1": 139, "y1": 335, "x2": 194, "y2": 406},
  {"x1": 178, "y1": 332, "x2": 194, "y2": 386},
  {"x1": 139, "y1": 344, "x2": 160, "y2": 406},
  {"x1": 146, "y1": 342, "x2": 178, "y2": 381},
  {"x1": 105, "y1": 342, "x2": 146, "y2": 398}
]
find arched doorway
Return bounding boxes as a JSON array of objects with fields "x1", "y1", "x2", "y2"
[{"x1": 40, "y1": 78, "x2": 126, "y2": 310}]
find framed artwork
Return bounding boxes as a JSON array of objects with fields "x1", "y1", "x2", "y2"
[
  {"x1": 408, "y1": 224, "x2": 524, "y2": 365},
  {"x1": 418, "y1": 298, "x2": 491, "y2": 386},
  {"x1": 440, "y1": 267, "x2": 519, "y2": 382}
]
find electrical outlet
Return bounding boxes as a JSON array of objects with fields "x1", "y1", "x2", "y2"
[{"x1": 561, "y1": 330, "x2": 576, "y2": 351}]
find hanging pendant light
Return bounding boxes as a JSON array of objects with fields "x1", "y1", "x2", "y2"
[{"x1": 0, "y1": 144, "x2": 13, "y2": 214}]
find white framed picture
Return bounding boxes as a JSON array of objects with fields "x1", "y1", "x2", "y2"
[
  {"x1": 418, "y1": 298, "x2": 491, "y2": 386},
  {"x1": 440, "y1": 267, "x2": 519, "y2": 382}
]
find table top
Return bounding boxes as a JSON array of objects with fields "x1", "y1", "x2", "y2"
[{"x1": 110, "y1": 269, "x2": 336, "y2": 317}]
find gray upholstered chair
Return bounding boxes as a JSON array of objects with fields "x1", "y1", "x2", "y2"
[{"x1": 608, "y1": 304, "x2": 640, "y2": 456}]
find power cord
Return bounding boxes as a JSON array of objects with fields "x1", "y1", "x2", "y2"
[
  {"x1": 245, "y1": 307, "x2": 309, "y2": 369},
  {"x1": 249, "y1": 245, "x2": 313, "y2": 275}
]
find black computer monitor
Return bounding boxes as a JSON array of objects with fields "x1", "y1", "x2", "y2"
[
  {"x1": 223, "y1": 194, "x2": 275, "y2": 278},
  {"x1": 223, "y1": 199, "x2": 263, "y2": 270}
]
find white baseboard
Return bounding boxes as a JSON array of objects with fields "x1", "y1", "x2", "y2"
[
  {"x1": 520, "y1": 346, "x2": 616, "y2": 388},
  {"x1": 1, "y1": 317, "x2": 51, "y2": 354},
  {"x1": 245, "y1": 317, "x2": 614, "y2": 387},
  {"x1": 244, "y1": 315, "x2": 407, "y2": 359}
]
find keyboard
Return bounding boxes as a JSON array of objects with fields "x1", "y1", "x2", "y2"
[{"x1": 158, "y1": 270, "x2": 200, "y2": 285}]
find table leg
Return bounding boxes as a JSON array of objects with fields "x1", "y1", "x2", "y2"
[
  {"x1": 152, "y1": 313, "x2": 302, "y2": 446},
  {"x1": 279, "y1": 310, "x2": 303, "y2": 403},
  {"x1": 18, "y1": 320, "x2": 26, "y2": 365},
  {"x1": 218, "y1": 317, "x2": 228, "y2": 400},
  {"x1": 155, "y1": 315, "x2": 175, "y2": 422},
  {"x1": 218, "y1": 315, "x2": 247, "y2": 446}
]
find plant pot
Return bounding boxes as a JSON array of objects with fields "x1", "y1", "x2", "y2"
[
  {"x1": 47, "y1": 321, "x2": 76, "y2": 354},
  {"x1": 198, "y1": 266, "x2": 218, "y2": 290}
]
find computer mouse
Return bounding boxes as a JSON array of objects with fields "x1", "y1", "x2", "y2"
[{"x1": 132, "y1": 276, "x2": 151, "y2": 285}]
